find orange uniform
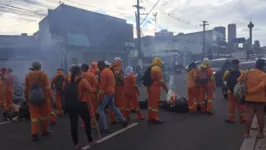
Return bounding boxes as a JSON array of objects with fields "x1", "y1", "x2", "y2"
[
  {"x1": 198, "y1": 64, "x2": 215, "y2": 113},
  {"x1": 238, "y1": 69, "x2": 266, "y2": 103},
  {"x1": 65, "y1": 77, "x2": 94, "y2": 102},
  {"x1": 51, "y1": 70, "x2": 67, "y2": 115},
  {"x1": 88, "y1": 62, "x2": 99, "y2": 76},
  {"x1": 98, "y1": 68, "x2": 115, "y2": 99},
  {"x1": 0, "y1": 69, "x2": 8, "y2": 111},
  {"x1": 24, "y1": 70, "x2": 54, "y2": 136},
  {"x1": 124, "y1": 66, "x2": 145, "y2": 120},
  {"x1": 82, "y1": 72, "x2": 99, "y2": 127},
  {"x1": 187, "y1": 68, "x2": 199, "y2": 112},
  {"x1": 109, "y1": 61, "x2": 126, "y2": 122},
  {"x1": 223, "y1": 70, "x2": 245, "y2": 122},
  {"x1": 238, "y1": 68, "x2": 266, "y2": 136},
  {"x1": 148, "y1": 57, "x2": 168, "y2": 122}
]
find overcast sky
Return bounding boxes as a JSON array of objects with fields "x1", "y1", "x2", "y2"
[{"x1": 0, "y1": 0, "x2": 265, "y2": 45}]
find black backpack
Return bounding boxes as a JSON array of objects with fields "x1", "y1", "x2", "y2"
[
  {"x1": 141, "y1": 67, "x2": 153, "y2": 87},
  {"x1": 226, "y1": 69, "x2": 241, "y2": 92},
  {"x1": 55, "y1": 75, "x2": 64, "y2": 91},
  {"x1": 63, "y1": 78, "x2": 83, "y2": 111}
]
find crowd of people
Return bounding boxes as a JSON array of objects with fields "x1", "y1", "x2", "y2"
[
  {"x1": 186, "y1": 58, "x2": 266, "y2": 139},
  {"x1": 2, "y1": 56, "x2": 266, "y2": 148},
  {"x1": 0, "y1": 56, "x2": 169, "y2": 150}
]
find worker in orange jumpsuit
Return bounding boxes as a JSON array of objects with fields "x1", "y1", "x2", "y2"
[
  {"x1": 187, "y1": 62, "x2": 199, "y2": 113},
  {"x1": 148, "y1": 57, "x2": 168, "y2": 124},
  {"x1": 6, "y1": 68, "x2": 15, "y2": 110},
  {"x1": 81, "y1": 63, "x2": 99, "y2": 128},
  {"x1": 124, "y1": 66, "x2": 145, "y2": 121},
  {"x1": 89, "y1": 62, "x2": 99, "y2": 76},
  {"x1": 223, "y1": 59, "x2": 245, "y2": 123},
  {"x1": 51, "y1": 68, "x2": 67, "y2": 116},
  {"x1": 198, "y1": 58, "x2": 216, "y2": 115},
  {"x1": 109, "y1": 57, "x2": 126, "y2": 124},
  {"x1": 0, "y1": 68, "x2": 8, "y2": 111},
  {"x1": 24, "y1": 61, "x2": 54, "y2": 142}
]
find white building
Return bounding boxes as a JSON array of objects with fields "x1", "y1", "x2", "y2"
[{"x1": 141, "y1": 29, "x2": 224, "y2": 64}]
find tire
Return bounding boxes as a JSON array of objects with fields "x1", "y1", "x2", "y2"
[{"x1": 14, "y1": 82, "x2": 24, "y2": 96}]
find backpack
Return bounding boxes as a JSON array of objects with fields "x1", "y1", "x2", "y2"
[
  {"x1": 197, "y1": 69, "x2": 209, "y2": 85},
  {"x1": 141, "y1": 67, "x2": 153, "y2": 87},
  {"x1": 226, "y1": 69, "x2": 241, "y2": 92},
  {"x1": 29, "y1": 73, "x2": 45, "y2": 106},
  {"x1": 233, "y1": 69, "x2": 249, "y2": 103},
  {"x1": 63, "y1": 78, "x2": 83, "y2": 111},
  {"x1": 55, "y1": 75, "x2": 64, "y2": 91}
]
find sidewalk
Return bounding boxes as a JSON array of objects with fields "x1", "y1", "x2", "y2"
[{"x1": 240, "y1": 116, "x2": 266, "y2": 150}]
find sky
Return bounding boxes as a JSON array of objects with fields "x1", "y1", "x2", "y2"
[{"x1": 0, "y1": 0, "x2": 265, "y2": 45}]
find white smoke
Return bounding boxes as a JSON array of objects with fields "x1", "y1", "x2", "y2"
[{"x1": 166, "y1": 74, "x2": 175, "y2": 101}]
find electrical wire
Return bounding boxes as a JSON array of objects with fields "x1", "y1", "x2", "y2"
[{"x1": 140, "y1": 0, "x2": 160, "y2": 25}]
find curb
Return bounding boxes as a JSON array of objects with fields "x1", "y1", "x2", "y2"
[
  {"x1": 240, "y1": 116, "x2": 266, "y2": 150},
  {"x1": 240, "y1": 116, "x2": 258, "y2": 150}
]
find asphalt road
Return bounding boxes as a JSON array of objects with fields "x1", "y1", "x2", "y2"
[{"x1": 0, "y1": 73, "x2": 245, "y2": 150}]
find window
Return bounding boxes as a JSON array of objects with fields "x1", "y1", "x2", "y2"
[
  {"x1": 210, "y1": 60, "x2": 227, "y2": 68},
  {"x1": 239, "y1": 62, "x2": 255, "y2": 70}
]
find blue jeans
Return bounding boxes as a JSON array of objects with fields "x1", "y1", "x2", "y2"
[{"x1": 98, "y1": 94, "x2": 126, "y2": 130}]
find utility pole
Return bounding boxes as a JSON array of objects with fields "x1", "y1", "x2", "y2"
[
  {"x1": 133, "y1": 0, "x2": 144, "y2": 69},
  {"x1": 153, "y1": 12, "x2": 157, "y2": 33},
  {"x1": 200, "y1": 21, "x2": 209, "y2": 59}
]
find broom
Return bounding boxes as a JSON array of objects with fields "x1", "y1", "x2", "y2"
[{"x1": 88, "y1": 96, "x2": 102, "y2": 143}]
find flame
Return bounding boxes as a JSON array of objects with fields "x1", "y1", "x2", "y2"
[{"x1": 168, "y1": 91, "x2": 177, "y2": 105}]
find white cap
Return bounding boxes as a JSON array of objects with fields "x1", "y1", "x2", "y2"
[
  {"x1": 114, "y1": 57, "x2": 122, "y2": 62},
  {"x1": 104, "y1": 61, "x2": 111, "y2": 65},
  {"x1": 203, "y1": 58, "x2": 209, "y2": 62}
]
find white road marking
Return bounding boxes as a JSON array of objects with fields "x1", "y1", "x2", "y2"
[
  {"x1": 81, "y1": 123, "x2": 139, "y2": 150},
  {"x1": 240, "y1": 116, "x2": 258, "y2": 150},
  {"x1": 0, "y1": 121, "x2": 11, "y2": 125}
]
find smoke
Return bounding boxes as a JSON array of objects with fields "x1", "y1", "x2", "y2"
[{"x1": 166, "y1": 74, "x2": 176, "y2": 101}]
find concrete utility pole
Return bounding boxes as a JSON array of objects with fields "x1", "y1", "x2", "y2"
[
  {"x1": 133, "y1": 0, "x2": 144, "y2": 69},
  {"x1": 248, "y1": 21, "x2": 254, "y2": 50},
  {"x1": 200, "y1": 21, "x2": 209, "y2": 59},
  {"x1": 153, "y1": 12, "x2": 157, "y2": 33}
]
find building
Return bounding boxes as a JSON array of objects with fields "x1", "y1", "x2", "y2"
[
  {"x1": 0, "y1": 34, "x2": 42, "y2": 81},
  {"x1": 228, "y1": 24, "x2": 237, "y2": 43},
  {"x1": 38, "y1": 4, "x2": 133, "y2": 70},
  {"x1": 141, "y1": 29, "x2": 224, "y2": 64},
  {"x1": 213, "y1": 26, "x2": 226, "y2": 41}
]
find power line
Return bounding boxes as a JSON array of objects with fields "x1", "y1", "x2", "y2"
[{"x1": 140, "y1": 0, "x2": 160, "y2": 25}]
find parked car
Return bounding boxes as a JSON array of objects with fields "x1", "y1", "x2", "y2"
[{"x1": 185, "y1": 61, "x2": 202, "y2": 70}]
